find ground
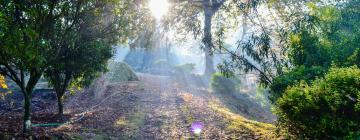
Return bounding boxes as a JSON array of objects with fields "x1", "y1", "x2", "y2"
[{"x1": 0, "y1": 73, "x2": 277, "y2": 139}]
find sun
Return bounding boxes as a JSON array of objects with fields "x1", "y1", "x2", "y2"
[{"x1": 149, "y1": 0, "x2": 170, "y2": 20}]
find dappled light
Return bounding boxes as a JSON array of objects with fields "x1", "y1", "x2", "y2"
[{"x1": 0, "y1": 0, "x2": 359, "y2": 139}]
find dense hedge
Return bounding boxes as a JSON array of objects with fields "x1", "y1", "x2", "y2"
[{"x1": 275, "y1": 67, "x2": 360, "y2": 139}]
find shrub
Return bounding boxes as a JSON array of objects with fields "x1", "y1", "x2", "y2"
[
  {"x1": 171, "y1": 63, "x2": 195, "y2": 82},
  {"x1": 275, "y1": 67, "x2": 360, "y2": 139},
  {"x1": 107, "y1": 61, "x2": 138, "y2": 83},
  {"x1": 173, "y1": 63, "x2": 195, "y2": 75},
  {"x1": 269, "y1": 66, "x2": 326, "y2": 103},
  {"x1": 210, "y1": 73, "x2": 239, "y2": 94},
  {"x1": 150, "y1": 59, "x2": 173, "y2": 75}
]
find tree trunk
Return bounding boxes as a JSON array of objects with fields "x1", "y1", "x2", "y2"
[
  {"x1": 21, "y1": 73, "x2": 41, "y2": 133},
  {"x1": 204, "y1": 47, "x2": 214, "y2": 76},
  {"x1": 203, "y1": 6, "x2": 215, "y2": 77},
  {"x1": 57, "y1": 94, "x2": 63, "y2": 115},
  {"x1": 23, "y1": 93, "x2": 31, "y2": 133}
]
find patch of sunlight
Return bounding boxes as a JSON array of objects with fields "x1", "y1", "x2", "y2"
[
  {"x1": 179, "y1": 92, "x2": 193, "y2": 102},
  {"x1": 208, "y1": 101, "x2": 278, "y2": 139},
  {"x1": 115, "y1": 117, "x2": 127, "y2": 126},
  {"x1": 114, "y1": 112, "x2": 145, "y2": 130},
  {"x1": 0, "y1": 75, "x2": 7, "y2": 89},
  {"x1": 114, "y1": 111, "x2": 146, "y2": 138},
  {"x1": 0, "y1": 74, "x2": 11, "y2": 99}
]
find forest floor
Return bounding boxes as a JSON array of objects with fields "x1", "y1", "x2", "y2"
[{"x1": 0, "y1": 73, "x2": 277, "y2": 140}]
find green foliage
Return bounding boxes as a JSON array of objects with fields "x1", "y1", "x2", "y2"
[
  {"x1": 0, "y1": 0, "x2": 152, "y2": 120},
  {"x1": 41, "y1": 0, "x2": 122, "y2": 115},
  {"x1": 287, "y1": 31, "x2": 331, "y2": 68},
  {"x1": 269, "y1": 66, "x2": 326, "y2": 102},
  {"x1": 107, "y1": 62, "x2": 138, "y2": 83},
  {"x1": 0, "y1": 0, "x2": 65, "y2": 132},
  {"x1": 254, "y1": 86, "x2": 271, "y2": 108},
  {"x1": 288, "y1": 0, "x2": 360, "y2": 68},
  {"x1": 275, "y1": 67, "x2": 360, "y2": 139},
  {"x1": 173, "y1": 63, "x2": 195, "y2": 75},
  {"x1": 172, "y1": 63, "x2": 196, "y2": 83},
  {"x1": 269, "y1": 0, "x2": 360, "y2": 101},
  {"x1": 210, "y1": 73, "x2": 239, "y2": 94}
]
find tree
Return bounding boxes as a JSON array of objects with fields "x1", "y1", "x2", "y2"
[
  {"x1": 165, "y1": 0, "x2": 227, "y2": 77},
  {"x1": 43, "y1": 0, "x2": 115, "y2": 114},
  {"x1": 44, "y1": 0, "x2": 154, "y2": 115},
  {"x1": 217, "y1": 0, "x2": 359, "y2": 86},
  {"x1": 269, "y1": 0, "x2": 360, "y2": 101},
  {"x1": 0, "y1": 0, "x2": 152, "y2": 133},
  {"x1": 165, "y1": 0, "x2": 270, "y2": 78},
  {"x1": 0, "y1": 0, "x2": 63, "y2": 133}
]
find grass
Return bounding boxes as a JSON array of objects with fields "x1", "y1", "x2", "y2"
[{"x1": 208, "y1": 101, "x2": 278, "y2": 139}]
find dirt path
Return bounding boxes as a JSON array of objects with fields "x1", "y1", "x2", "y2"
[
  {"x1": 56, "y1": 73, "x2": 234, "y2": 139},
  {"x1": 135, "y1": 73, "x2": 228, "y2": 139}
]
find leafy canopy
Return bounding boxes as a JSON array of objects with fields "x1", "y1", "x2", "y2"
[{"x1": 270, "y1": 0, "x2": 360, "y2": 101}]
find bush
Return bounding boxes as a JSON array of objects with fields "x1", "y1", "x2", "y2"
[
  {"x1": 269, "y1": 66, "x2": 326, "y2": 103},
  {"x1": 172, "y1": 63, "x2": 195, "y2": 81},
  {"x1": 275, "y1": 67, "x2": 360, "y2": 139},
  {"x1": 150, "y1": 59, "x2": 173, "y2": 75},
  {"x1": 173, "y1": 63, "x2": 195, "y2": 75},
  {"x1": 210, "y1": 73, "x2": 239, "y2": 94},
  {"x1": 107, "y1": 61, "x2": 138, "y2": 83}
]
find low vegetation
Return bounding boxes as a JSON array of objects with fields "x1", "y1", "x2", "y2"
[
  {"x1": 210, "y1": 73, "x2": 239, "y2": 95},
  {"x1": 275, "y1": 67, "x2": 360, "y2": 139},
  {"x1": 209, "y1": 102, "x2": 276, "y2": 139}
]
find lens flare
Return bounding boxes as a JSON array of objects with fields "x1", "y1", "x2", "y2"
[{"x1": 190, "y1": 121, "x2": 204, "y2": 135}]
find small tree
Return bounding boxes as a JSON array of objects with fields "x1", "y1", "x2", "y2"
[
  {"x1": 0, "y1": 0, "x2": 152, "y2": 132},
  {"x1": 44, "y1": 0, "x2": 153, "y2": 115},
  {"x1": 0, "y1": 0, "x2": 64, "y2": 132},
  {"x1": 45, "y1": 43, "x2": 113, "y2": 115}
]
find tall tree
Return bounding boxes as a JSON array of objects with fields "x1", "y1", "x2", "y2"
[
  {"x1": 164, "y1": 0, "x2": 226, "y2": 77},
  {"x1": 164, "y1": 0, "x2": 266, "y2": 78}
]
